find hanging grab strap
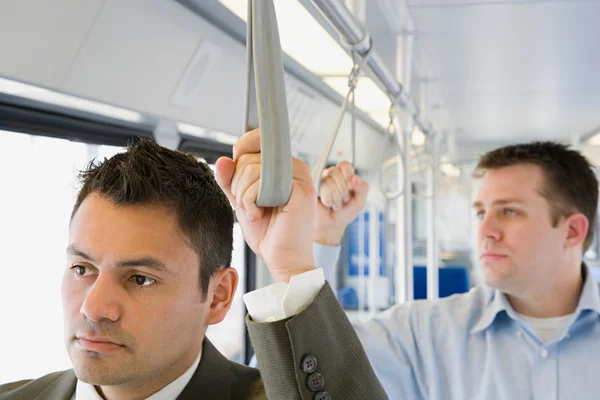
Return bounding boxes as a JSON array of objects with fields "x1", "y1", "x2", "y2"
[
  {"x1": 377, "y1": 104, "x2": 406, "y2": 200},
  {"x1": 311, "y1": 49, "x2": 372, "y2": 192},
  {"x1": 244, "y1": 0, "x2": 292, "y2": 207}
]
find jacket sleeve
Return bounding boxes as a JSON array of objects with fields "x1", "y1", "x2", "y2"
[{"x1": 247, "y1": 282, "x2": 388, "y2": 400}]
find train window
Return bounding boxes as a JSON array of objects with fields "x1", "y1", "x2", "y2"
[
  {"x1": 0, "y1": 130, "x2": 245, "y2": 383},
  {"x1": 0, "y1": 130, "x2": 120, "y2": 383}
]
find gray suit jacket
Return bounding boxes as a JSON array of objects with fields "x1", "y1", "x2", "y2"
[
  {"x1": 0, "y1": 339, "x2": 265, "y2": 400},
  {"x1": 247, "y1": 282, "x2": 388, "y2": 400}
]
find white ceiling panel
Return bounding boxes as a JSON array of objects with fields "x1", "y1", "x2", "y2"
[
  {"x1": 402, "y1": 0, "x2": 600, "y2": 143},
  {"x1": 61, "y1": 0, "x2": 247, "y2": 135},
  {"x1": 0, "y1": 0, "x2": 104, "y2": 87},
  {"x1": 407, "y1": 0, "x2": 596, "y2": 5}
]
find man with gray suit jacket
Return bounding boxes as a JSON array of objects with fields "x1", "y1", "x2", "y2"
[
  {"x1": 1, "y1": 134, "x2": 386, "y2": 400},
  {"x1": 0, "y1": 138, "x2": 264, "y2": 400},
  {"x1": 216, "y1": 130, "x2": 386, "y2": 400}
]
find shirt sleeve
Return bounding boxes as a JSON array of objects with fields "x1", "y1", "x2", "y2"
[
  {"x1": 243, "y1": 268, "x2": 325, "y2": 322},
  {"x1": 313, "y1": 242, "x2": 341, "y2": 290}
]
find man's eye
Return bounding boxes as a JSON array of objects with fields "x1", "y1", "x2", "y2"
[
  {"x1": 504, "y1": 209, "x2": 518, "y2": 216},
  {"x1": 475, "y1": 211, "x2": 485, "y2": 220},
  {"x1": 73, "y1": 265, "x2": 91, "y2": 276},
  {"x1": 131, "y1": 275, "x2": 157, "y2": 287}
]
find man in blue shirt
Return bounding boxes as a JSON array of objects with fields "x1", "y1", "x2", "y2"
[
  {"x1": 315, "y1": 143, "x2": 600, "y2": 399},
  {"x1": 242, "y1": 140, "x2": 600, "y2": 399}
]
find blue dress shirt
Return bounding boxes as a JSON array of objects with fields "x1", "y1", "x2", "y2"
[{"x1": 314, "y1": 243, "x2": 600, "y2": 400}]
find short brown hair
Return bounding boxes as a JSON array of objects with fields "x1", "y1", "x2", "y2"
[
  {"x1": 475, "y1": 141, "x2": 598, "y2": 251},
  {"x1": 71, "y1": 138, "x2": 234, "y2": 298}
]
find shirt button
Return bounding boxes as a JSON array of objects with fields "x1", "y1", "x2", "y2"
[
  {"x1": 516, "y1": 331, "x2": 523, "y2": 338},
  {"x1": 541, "y1": 349, "x2": 549, "y2": 358}
]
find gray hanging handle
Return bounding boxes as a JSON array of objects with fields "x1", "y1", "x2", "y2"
[
  {"x1": 244, "y1": 0, "x2": 292, "y2": 207},
  {"x1": 311, "y1": 49, "x2": 372, "y2": 192},
  {"x1": 310, "y1": 87, "x2": 354, "y2": 190},
  {"x1": 377, "y1": 105, "x2": 405, "y2": 200}
]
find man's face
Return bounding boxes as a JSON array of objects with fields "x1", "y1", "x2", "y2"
[
  {"x1": 62, "y1": 194, "x2": 207, "y2": 387},
  {"x1": 474, "y1": 164, "x2": 568, "y2": 294}
]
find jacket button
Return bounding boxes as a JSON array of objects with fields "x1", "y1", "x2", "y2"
[
  {"x1": 314, "y1": 391, "x2": 331, "y2": 400},
  {"x1": 301, "y1": 355, "x2": 318, "y2": 374},
  {"x1": 307, "y1": 372, "x2": 325, "y2": 391}
]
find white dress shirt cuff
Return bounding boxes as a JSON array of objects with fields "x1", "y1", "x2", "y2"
[{"x1": 244, "y1": 268, "x2": 325, "y2": 323}]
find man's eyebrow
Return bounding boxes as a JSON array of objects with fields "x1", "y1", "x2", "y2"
[
  {"x1": 67, "y1": 245, "x2": 175, "y2": 276},
  {"x1": 472, "y1": 199, "x2": 524, "y2": 208},
  {"x1": 117, "y1": 257, "x2": 175, "y2": 275},
  {"x1": 67, "y1": 245, "x2": 96, "y2": 262}
]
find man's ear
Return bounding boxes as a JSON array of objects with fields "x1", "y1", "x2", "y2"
[
  {"x1": 206, "y1": 267, "x2": 238, "y2": 325},
  {"x1": 564, "y1": 212, "x2": 589, "y2": 250}
]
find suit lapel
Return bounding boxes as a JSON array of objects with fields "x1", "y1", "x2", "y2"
[
  {"x1": 177, "y1": 338, "x2": 232, "y2": 400},
  {"x1": 34, "y1": 370, "x2": 77, "y2": 400}
]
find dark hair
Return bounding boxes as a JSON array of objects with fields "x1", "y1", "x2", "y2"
[
  {"x1": 71, "y1": 138, "x2": 234, "y2": 298},
  {"x1": 475, "y1": 141, "x2": 598, "y2": 250}
]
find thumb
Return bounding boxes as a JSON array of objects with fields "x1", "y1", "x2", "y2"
[
  {"x1": 347, "y1": 175, "x2": 369, "y2": 210},
  {"x1": 215, "y1": 157, "x2": 237, "y2": 205},
  {"x1": 352, "y1": 175, "x2": 370, "y2": 196}
]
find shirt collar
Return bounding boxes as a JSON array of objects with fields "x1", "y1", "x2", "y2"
[
  {"x1": 471, "y1": 286, "x2": 511, "y2": 334},
  {"x1": 471, "y1": 263, "x2": 600, "y2": 334},
  {"x1": 74, "y1": 349, "x2": 202, "y2": 400},
  {"x1": 575, "y1": 263, "x2": 600, "y2": 316}
]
